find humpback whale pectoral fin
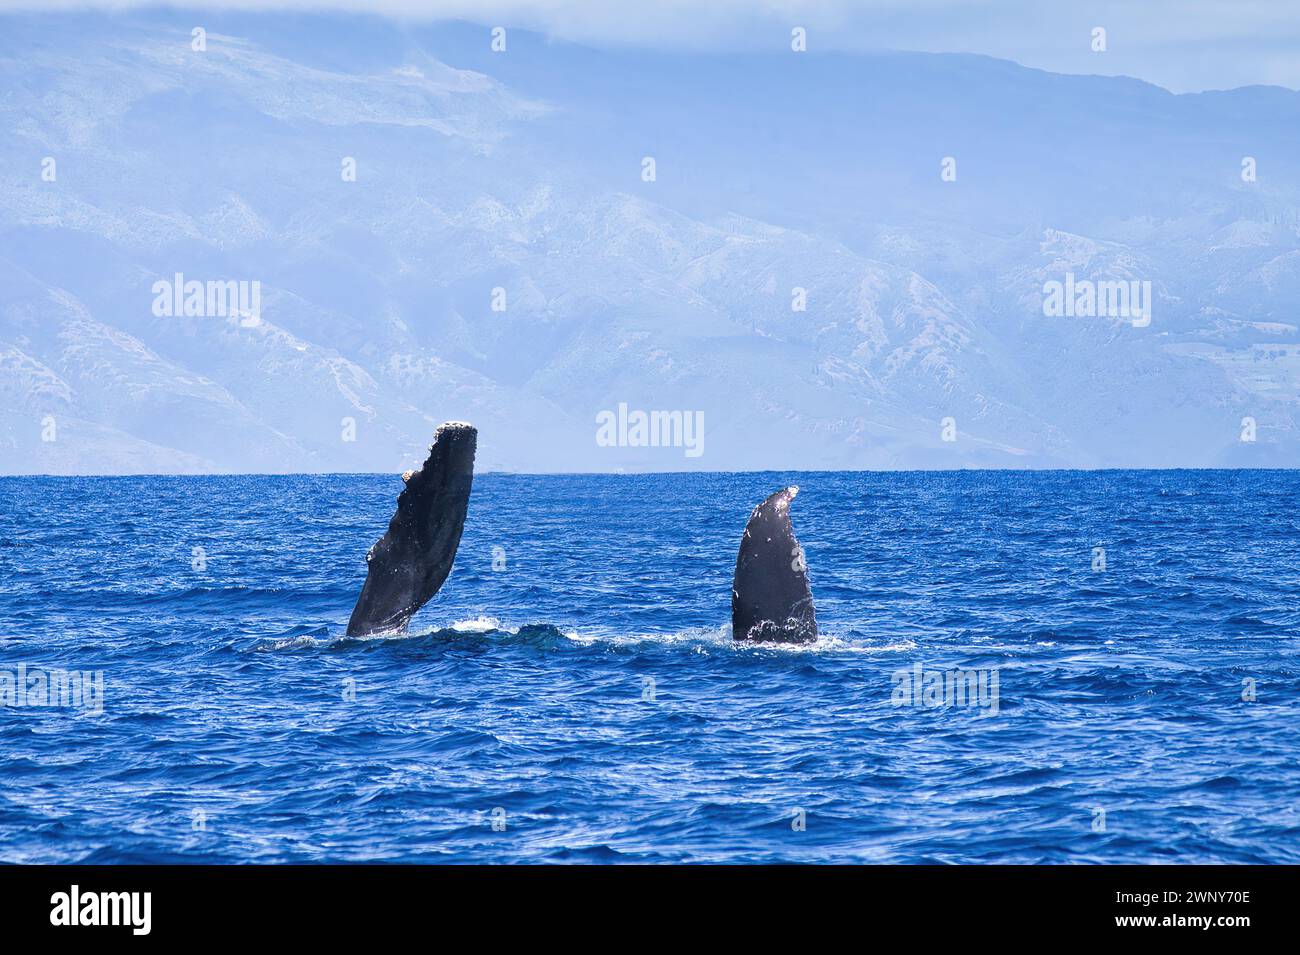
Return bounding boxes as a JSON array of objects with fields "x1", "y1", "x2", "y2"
[
  {"x1": 346, "y1": 422, "x2": 477, "y2": 637},
  {"x1": 731, "y1": 486, "x2": 818, "y2": 643}
]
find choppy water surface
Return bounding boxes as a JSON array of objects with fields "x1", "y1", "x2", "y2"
[{"x1": 1, "y1": 470, "x2": 1297, "y2": 863}]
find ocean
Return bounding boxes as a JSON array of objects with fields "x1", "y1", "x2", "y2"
[{"x1": 1, "y1": 469, "x2": 1296, "y2": 863}]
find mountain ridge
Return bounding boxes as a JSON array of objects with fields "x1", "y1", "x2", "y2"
[{"x1": 1, "y1": 13, "x2": 1298, "y2": 473}]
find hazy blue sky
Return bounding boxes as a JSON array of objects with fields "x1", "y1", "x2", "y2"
[{"x1": 2, "y1": 0, "x2": 1297, "y2": 93}]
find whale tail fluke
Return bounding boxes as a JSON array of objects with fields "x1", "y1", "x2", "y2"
[
  {"x1": 731, "y1": 486, "x2": 818, "y2": 643},
  {"x1": 346, "y1": 422, "x2": 477, "y2": 637}
]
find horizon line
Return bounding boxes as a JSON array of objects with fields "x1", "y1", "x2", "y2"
[{"x1": 2, "y1": 465, "x2": 1294, "y2": 479}]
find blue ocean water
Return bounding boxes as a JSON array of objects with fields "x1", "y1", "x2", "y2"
[{"x1": 0, "y1": 470, "x2": 1297, "y2": 864}]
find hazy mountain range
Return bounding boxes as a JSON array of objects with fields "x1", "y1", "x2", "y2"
[{"x1": 2, "y1": 10, "x2": 1299, "y2": 473}]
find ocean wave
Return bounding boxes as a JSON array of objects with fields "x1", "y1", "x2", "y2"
[{"x1": 5, "y1": 469, "x2": 1298, "y2": 864}]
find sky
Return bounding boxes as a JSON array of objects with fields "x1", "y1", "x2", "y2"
[{"x1": 0, "y1": 0, "x2": 1297, "y2": 94}]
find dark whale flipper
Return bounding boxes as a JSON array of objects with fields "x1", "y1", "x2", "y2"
[
  {"x1": 346, "y1": 422, "x2": 477, "y2": 637},
  {"x1": 731, "y1": 486, "x2": 818, "y2": 643}
]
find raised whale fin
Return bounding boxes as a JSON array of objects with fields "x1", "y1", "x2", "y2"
[
  {"x1": 731, "y1": 486, "x2": 818, "y2": 643},
  {"x1": 346, "y1": 421, "x2": 477, "y2": 637}
]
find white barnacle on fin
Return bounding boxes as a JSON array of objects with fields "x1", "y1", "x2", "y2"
[
  {"x1": 433, "y1": 420, "x2": 474, "y2": 443},
  {"x1": 773, "y1": 486, "x2": 796, "y2": 516},
  {"x1": 401, "y1": 470, "x2": 414, "y2": 484}
]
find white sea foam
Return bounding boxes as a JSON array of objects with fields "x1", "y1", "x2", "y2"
[
  {"x1": 256, "y1": 634, "x2": 325, "y2": 651},
  {"x1": 562, "y1": 623, "x2": 916, "y2": 655},
  {"x1": 260, "y1": 618, "x2": 917, "y2": 655},
  {"x1": 450, "y1": 615, "x2": 507, "y2": 634}
]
